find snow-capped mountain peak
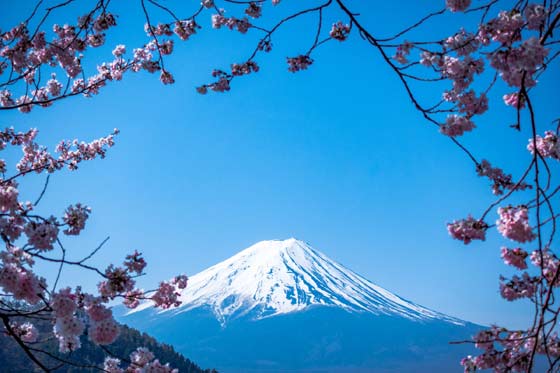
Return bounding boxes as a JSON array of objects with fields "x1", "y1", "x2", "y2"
[{"x1": 132, "y1": 238, "x2": 462, "y2": 325}]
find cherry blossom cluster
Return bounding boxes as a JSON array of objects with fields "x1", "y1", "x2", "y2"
[
  {"x1": 393, "y1": 41, "x2": 412, "y2": 64},
  {"x1": 499, "y1": 272, "x2": 538, "y2": 301},
  {"x1": 0, "y1": 126, "x2": 188, "y2": 367},
  {"x1": 446, "y1": 0, "x2": 471, "y2": 13},
  {"x1": 503, "y1": 92, "x2": 525, "y2": 109},
  {"x1": 439, "y1": 114, "x2": 475, "y2": 137},
  {"x1": 17, "y1": 128, "x2": 118, "y2": 173},
  {"x1": 103, "y1": 347, "x2": 178, "y2": 373},
  {"x1": 287, "y1": 55, "x2": 314, "y2": 73},
  {"x1": 461, "y1": 326, "x2": 535, "y2": 372},
  {"x1": 496, "y1": 205, "x2": 536, "y2": 243},
  {"x1": 528, "y1": 131, "x2": 560, "y2": 161},
  {"x1": 174, "y1": 20, "x2": 200, "y2": 41},
  {"x1": 195, "y1": 1, "x2": 351, "y2": 92},
  {"x1": 330, "y1": 22, "x2": 351, "y2": 42},
  {"x1": 447, "y1": 216, "x2": 487, "y2": 244},
  {"x1": 0, "y1": 11, "x2": 118, "y2": 112},
  {"x1": 151, "y1": 275, "x2": 188, "y2": 309},
  {"x1": 476, "y1": 159, "x2": 531, "y2": 196},
  {"x1": 0, "y1": 3, "x2": 210, "y2": 112},
  {"x1": 489, "y1": 37, "x2": 549, "y2": 88},
  {"x1": 212, "y1": 12, "x2": 252, "y2": 34},
  {"x1": 245, "y1": 3, "x2": 263, "y2": 19},
  {"x1": 500, "y1": 247, "x2": 528, "y2": 270},
  {"x1": 444, "y1": 29, "x2": 479, "y2": 56},
  {"x1": 231, "y1": 61, "x2": 260, "y2": 76},
  {"x1": 393, "y1": 1, "x2": 553, "y2": 152},
  {"x1": 530, "y1": 249, "x2": 560, "y2": 287},
  {"x1": 0, "y1": 263, "x2": 46, "y2": 304},
  {"x1": 196, "y1": 69, "x2": 232, "y2": 94},
  {"x1": 462, "y1": 326, "x2": 560, "y2": 372},
  {"x1": 9, "y1": 321, "x2": 39, "y2": 343},
  {"x1": 62, "y1": 203, "x2": 91, "y2": 235}
]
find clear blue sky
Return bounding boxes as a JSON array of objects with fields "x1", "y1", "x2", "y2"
[{"x1": 3, "y1": 0, "x2": 558, "y2": 329}]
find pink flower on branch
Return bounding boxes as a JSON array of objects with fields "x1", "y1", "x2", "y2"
[
  {"x1": 446, "y1": 0, "x2": 471, "y2": 12},
  {"x1": 527, "y1": 131, "x2": 560, "y2": 161},
  {"x1": 330, "y1": 22, "x2": 351, "y2": 42},
  {"x1": 500, "y1": 247, "x2": 528, "y2": 270},
  {"x1": 440, "y1": 114, "x2": 475, "y2": 137},
  {"x1": 503, "y1": 92, "x2": 525, "y2": 109},
  {"x1": 10, "y1": 322, "x2": 39, "y2": 343},
  {"x1": 245, "y1": 3, "x2": 262, "y2": 19},
  {"x1": 476, "y1": 159, "x2": 531, "y2": 196},
  {"x1": 496, "y1": 205, "x2": 535, "y2": 243},
  {"x1": 151, "y1": 274, "x2": 187, "y2": 309},
  {"x1": 62, "y1": 203, "x2": 91, "y2": 235},
  {"x1": 499, "y1": 273, "x2": 538, "y2": 301},
  {"x1": 447, "y1": 216, "x2": 487, "y2": 244},
  {"x1": 287, "y1": 55, "x2": 313, "y2": 73}
]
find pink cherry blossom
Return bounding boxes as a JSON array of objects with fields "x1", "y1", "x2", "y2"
[
  {"x1": 62, "y1": 203, "x2": 91, "y2": 235},
  {"x1": 527, "y1": 131, "x2": 560, "y2": 160},
  {"x1": 0, "y1": 183, "x2": 19, "y2": 212},
  {"x1": 287, "y1": 55, "x2": 313, "y2": 72},
  {"x1": 54, "y1": 316, "x2": 85, "y2": 340},
  {"x1": 500, "y1": 247, "x2": 528, "y2": 270},
  {"x1": 446, "y1": 0, "x2": 471, "y2": 12},
  {"x1": 447, "y1": 216, "x2": 487, "y2": 244},
  {"x1": 245, "y1": 3, "x2": 262, "y2": 18},
  {"x1": 23, "y1": 217, "x2": 59, "y2": 251},
  {"x1": 98, "y1": 265, "x2": 134, "y2": 299},
  {"x1": 112, "y1": 44, "x2": 126, "y2": 57},
  {"x1": 0, "y1": 264, "x2": 46, "y2": 304},
  {"x1": 444, "y1": 29, "x2": 479, "y2": 56},
  {"x1": 144, "y1": 359, "x2": 179, "y2": 372},
  {"x1": 151, "y1": 281, "x2": 182, "y2": 309},
  {"x1": 440, "y1": 114, "x2": 475, "y2": 137},
  {"x1": 46, "y1": 76, "x2": 63, "y2": 97},
  {"x1": 10, "y1": 321, "x2": 38, "y2": 343},
  {"x1": 496, "y1": 205, "x2": 535, "y2": 243},
  {"x1": 503, "y1": 92, "x2": 525, "y2": 108},
  {"x1": 476, "y1": 159, "x2": 531, "y2": 195},
  {"x1": 57, "y1": 335, "x2": 81, "y2": 353},
  {"x1": 88, "y1": 317, "x2": 120, "y2": 345},
  {"x1": 160, "y1": 70, "x2": 175, "y2": 85},
  {"x1": 531, "y1": 249, "x2": 560, "y2": 286},
  {"x1": 231, "y1": 61, "x2": 259, "y2": 76},
  {"x1": 524, "y1": 4, "x2": 547, "y2": 30},
  {"x1": 124, "y1": 250, "x2": 147, "y2": 274},
  {"x1": 455, "y1": 90, "x2": 488, "y2": 117},
  {"x1": 86, "y1": 302, "x2": 112, "y2": 322},
  {"x1": 130, "y1": 347, "x2": 155, "y2": 367},
  {"x1": 489, "y1": 37, "x2": 548, "y2": 88},
  {"x1": 499, "y1": 273, "x2": 537, "y2": 301},
  {"x1": 0, "y1": 216, "x2": 24, "y2": 241},
  {"x1": 124, "y1": 289, "x2": 144, "y2": 309},
  {"x1": 330, "y1": 22, "x2": 351, "y2": 42},
  {"x1": 174, "y1": 20, "x2": 199, "y2": 40},
  {"x1": 393, "y1": 41, "x2": 412, "y2": 64},
  {"x1": 172, "y1": 274, "x2": 188, "y2": 289},
  {"x1": 51, "y1": 288, "x2": 78, "y2": 318},
  {"x1": 104, "y1": 357, "x2": 124, "y2": 373}
]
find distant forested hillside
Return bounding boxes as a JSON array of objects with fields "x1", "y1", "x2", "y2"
[{"x1": 0, "y1": 319, "x2": 216, "y2": 373}]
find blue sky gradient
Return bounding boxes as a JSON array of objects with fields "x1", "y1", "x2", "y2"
[{"x1": 3, "y1": 0, "x2": 559, "y2": 329}]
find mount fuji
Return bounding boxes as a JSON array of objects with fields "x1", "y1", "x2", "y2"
[{"x1": 118, "y1": 238, "x2": 481, "y2": 372}]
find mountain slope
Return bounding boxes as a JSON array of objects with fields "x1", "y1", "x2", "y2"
[
  {"x1": 132, "y1": 238, "x2": 461, "y2": 325},
  {"x1": 121, "y1": 238, "x2": 481, "y2": 372}
]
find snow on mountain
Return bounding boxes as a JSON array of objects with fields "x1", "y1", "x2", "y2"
[{"x1": 132, "y1": 238, "x2": 463, "y2": 325}]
